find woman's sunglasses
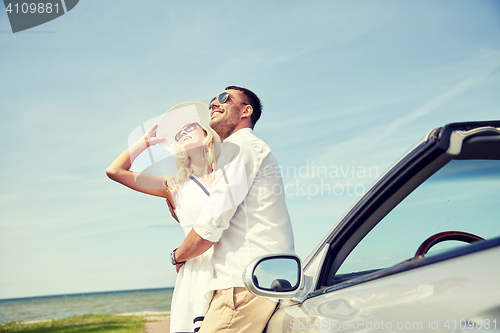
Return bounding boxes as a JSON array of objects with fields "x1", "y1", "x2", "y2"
[
  {"x1": 209, "y1": 92, "x2": 248, "y2": 110},
  {"x1": 175, "y1": 123, "x2": 200, "y2": 142}
]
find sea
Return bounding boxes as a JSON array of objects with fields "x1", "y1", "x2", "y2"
[{"x1": 0, "y1": 287, "x2": 174, "y2": 323}]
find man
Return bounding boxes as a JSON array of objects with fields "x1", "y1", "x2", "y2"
[{"x1": 171, "y1": 86, "x2": 295, "y2": 333}]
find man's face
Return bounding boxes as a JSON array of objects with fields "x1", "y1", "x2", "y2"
[{"x1": 209, "y1": 89, "x2": 248, "y2": 140}]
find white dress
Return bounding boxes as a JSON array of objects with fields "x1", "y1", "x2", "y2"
[{"x1": 170, "y1": 176, "x2": 214, "y2": 333}]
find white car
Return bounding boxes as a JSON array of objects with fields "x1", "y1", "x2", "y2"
[{"x1": 244, "y1": 121, "x2": 500, "y2": 333}]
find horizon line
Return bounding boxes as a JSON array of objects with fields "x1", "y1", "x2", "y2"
[{"x1": 0, "y1": 286, "x2": 175, "y2": 302}]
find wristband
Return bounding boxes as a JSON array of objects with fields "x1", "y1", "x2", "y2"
[{"x1": 170, "y1": 248, "x2": 185, "y2": 265}]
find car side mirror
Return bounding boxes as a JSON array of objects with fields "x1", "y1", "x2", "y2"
[{"x1": 243, "y1": 254, "x2": 302, "y2": 299}]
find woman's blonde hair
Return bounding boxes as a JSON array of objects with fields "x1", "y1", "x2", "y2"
[{"x1": 165, "y1": 124, "x2": 219, "y2": 191}]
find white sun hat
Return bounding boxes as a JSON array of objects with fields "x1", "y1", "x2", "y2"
[{"x1": 156, "y1": 101, "x2": 220, "y2": 154}]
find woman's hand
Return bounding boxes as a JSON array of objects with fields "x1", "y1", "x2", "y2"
[
  {"x1": 166, "y1": 199, "x2": 179, "y2": 223},
  {"x1": 143, "y1": 124, "x2": 166, "y2": 147}
]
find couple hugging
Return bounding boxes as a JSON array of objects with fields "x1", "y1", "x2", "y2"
[{"x1": 106, "y1": 86, "x2": 295, "y2": 333}]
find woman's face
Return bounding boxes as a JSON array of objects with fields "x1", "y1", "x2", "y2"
[{"x1": 176, "y1": 123, "x2": 206, "y2": 150}]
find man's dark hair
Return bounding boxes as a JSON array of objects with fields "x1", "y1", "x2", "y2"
[{"x1": 225, "y1": 86, "x2": 262, "y2": 126}]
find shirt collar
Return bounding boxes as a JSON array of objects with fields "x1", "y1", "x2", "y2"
[{"x1": 223, "y1": 127, "x2": 253, "y2": 142}]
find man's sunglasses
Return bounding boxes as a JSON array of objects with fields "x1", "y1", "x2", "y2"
[
  {"x1": 175, "y1": 123, "x2": 201, "y2": 142},
  {"x1": 209, "y1": 92, "x2": 248, "y2": 110}
]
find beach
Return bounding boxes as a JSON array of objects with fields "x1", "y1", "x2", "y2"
[
  {"x1": 1, "y1": 312, "x2": 171, "y2": 333},
  {"x1": 123, "y1": 312, "x2": 170, "y2": 333},
  {"x1": 0, "y1": 288, "x2": 173, "y2": 324},
  {"x1": 0, "y1": 288, "x2": 174, "y2": 333},
  {"x1": 120, "y1": 312, "x2": 170, "y2": 333}
]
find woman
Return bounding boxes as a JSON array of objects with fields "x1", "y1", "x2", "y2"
[{"x1": 106, "y1": 102, "x2": 219, "y2": 333}]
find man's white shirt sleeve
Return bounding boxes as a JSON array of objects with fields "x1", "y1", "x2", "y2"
[{"x1": 193, "y1": 142, "x2": 253, "y2": 242}]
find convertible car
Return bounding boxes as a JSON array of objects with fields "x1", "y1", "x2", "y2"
[{"x1": 244, "y1": 121, "x2": 500, "y2": 332}]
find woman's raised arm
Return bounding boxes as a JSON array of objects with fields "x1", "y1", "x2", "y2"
[{"x1": 106, "y1": 124, "x2": 173, "y2": 201}]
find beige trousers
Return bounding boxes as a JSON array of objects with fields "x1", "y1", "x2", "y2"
[{"x1": 199, "y1": 287, "x2": 277, "y2": 333}]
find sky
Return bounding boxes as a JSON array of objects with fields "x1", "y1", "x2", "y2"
[{"x1": 1, "y1": 0, "x2": 499, "y2": 300}]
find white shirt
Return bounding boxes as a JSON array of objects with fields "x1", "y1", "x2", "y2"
[{"x1": 193, "y1": 128, "x2": 295, "y2": 291}]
